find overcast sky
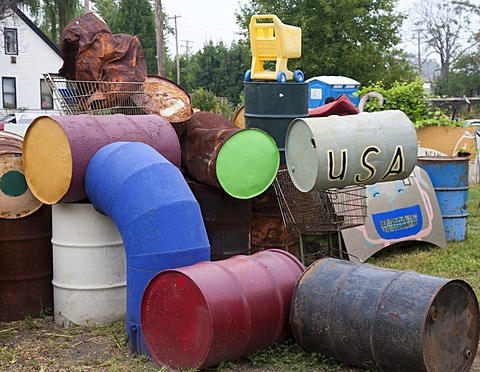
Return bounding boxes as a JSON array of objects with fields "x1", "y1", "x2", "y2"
[{"x1": 161, "y1": 0, "x2": 417, "y2": 56}]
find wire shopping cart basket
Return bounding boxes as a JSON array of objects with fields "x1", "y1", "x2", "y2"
[
  {"x1": 43, "y1": 73, "x2": 147, "y2": 115},
  {"x1": 273, "y1": 168, "x2": 367, "y2": 264}
]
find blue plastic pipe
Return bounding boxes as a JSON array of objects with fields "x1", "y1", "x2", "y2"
[{"x1": 85, "y1": 141, "x2": 210, "y2": 354}]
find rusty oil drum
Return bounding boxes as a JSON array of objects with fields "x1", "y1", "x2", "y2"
[
  {"x1": 0, "y1": 205, "x2": 53, "y2": 321},
  {"x1": 188, "y1": 180, "x2": 251, "y2": 260},
  {"x1": 290, "y1": 258, "x2": 480, "y2": 371},
  {"x1": 181, "y1": 111, "x2": 279, "y2": 199},
  {"x1": 141, "y1": 249, "x2": 305, "y2": 369}
]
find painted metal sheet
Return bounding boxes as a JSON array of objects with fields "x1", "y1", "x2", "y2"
[{"x1": 341, "y1": 166, "x2": 446, "y2": 263}]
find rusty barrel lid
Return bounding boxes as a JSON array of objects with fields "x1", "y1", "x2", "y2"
[
  {"x1": 232, "y1": 105, "x2": 245, "y2": 129},
  {"x1": 0, "y1": 151, "x2": 43, "y2": 219},
  {"x1": 136, "y1": 75, "x2": 193, "y2": 123},
  {"x1": 0, "y1": 131, "x2": 42, "y2": 219}
]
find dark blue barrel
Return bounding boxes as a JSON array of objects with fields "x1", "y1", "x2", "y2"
[
  {"x1": 290, "y1": 258, "x2": 479, "y2": 371},
  {"x1": 417, "y1": 156, "x2": 469, "y2": 241},
  {"x1": 85, "y1": 141, "x2": 210, "y2": 355}
]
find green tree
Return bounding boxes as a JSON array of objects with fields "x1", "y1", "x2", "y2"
[
  {"x1": 182, "y1": 40, "x2": 250, "y2": 106},
  {"x1": 412, "y1": 0, "x2": 480, "y2": 85},
  {"x1": 107, "y1": 0, "x2": 157, "y2": 74},
  {"x1": 358, "y1": 79, "x2": 456, "y2": 127},
  {"x1": 16, "y1": 0, "x2": 81, "y2": 44},
  {"x1": 440, "y1": 51, "x2": 480, "y2": 97},
  {"x1": 235, "y1": 0, "x2": 415, "y2": 86}
]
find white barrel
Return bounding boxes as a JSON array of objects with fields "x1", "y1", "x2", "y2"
[
  {"x1": 285, "y1": 110, "x2": 418, "y2": 191},
  {"x1": 52, "y1": 202, "x2": 126, "y2": 327}
]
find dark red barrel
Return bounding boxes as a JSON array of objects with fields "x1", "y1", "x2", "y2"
[
  {"x1": 290, "y1": 258, "x2": 480, "y2": 371},
  {"x1": 0, "y1": 205, "x2": 53, "y2": 321},
  {"x1": 23, "y1": 114, "x2": 181, "y2": 204},
  {"x1": 188, "y1": 180, "x2": 251, "y2": 260},
  {"x1": 141, "y1": 249, "x2": 305, "y2": 369}
]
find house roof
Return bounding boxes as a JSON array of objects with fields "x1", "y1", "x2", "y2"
[{"x1": 12, "y1": 6, "x2": 62, "y2": 58}]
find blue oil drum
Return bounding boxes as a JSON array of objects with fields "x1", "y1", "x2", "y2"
[
  {"x1": 417, "y1": 156, "x2": 469, "y2": 241},
  {"x1": 85, "y1": 141, "x2": 210, "y2": 355}
]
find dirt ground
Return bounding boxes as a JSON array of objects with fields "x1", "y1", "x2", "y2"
[{"x1": 1, "y1": 316, "x2": 479, "y2": 372}]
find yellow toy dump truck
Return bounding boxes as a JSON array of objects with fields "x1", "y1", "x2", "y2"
[{"x1": 245, "y1": 14, "x2": 304, "y2": 83}]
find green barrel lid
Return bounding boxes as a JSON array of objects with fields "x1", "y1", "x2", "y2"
[{"x1": 216, "y1": 128, "x2": 280, "y2": 199}]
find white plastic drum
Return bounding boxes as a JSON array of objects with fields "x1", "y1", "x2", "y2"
[{"x1": 52, "y1": 202, "x2": 126, "y2": 327}]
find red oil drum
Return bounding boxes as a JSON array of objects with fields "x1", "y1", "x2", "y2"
[{"x1": 140, "y1": 249, "x2": 305, "y2": 369}]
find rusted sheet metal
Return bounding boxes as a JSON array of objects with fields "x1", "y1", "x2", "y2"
[
  {"x1": 0, "y1": 151, "x2": 42, "y2": 219},
  {"x1": 290, "y1": 258, "x2": 480, "y2": 371},
  {"x1": 250, "y1": 185, "x2": 299, "y2": 255},
  {"x1": 0, "y1": 205, "x2": 53, "y2": 321},
  {"x1": 137, "y1": 75, "x2": 193, "y2": 124},
  {"x1": 59, "y1": 12, "x2": 112, "y2": 80},
  {"x1": 181, "y1": 111, "x2": 241, "y2": 189},
  {"x1": 59, "y1": 12, "x2": 147, "y2": 111}
]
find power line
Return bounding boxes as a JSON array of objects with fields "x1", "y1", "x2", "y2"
[{"x1": 181, "y1": 40, "x2": 194, "y2": 55}]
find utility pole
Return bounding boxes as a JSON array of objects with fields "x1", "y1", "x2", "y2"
[
  {"x1": 169, "y1": 15, "x2": 181, "y2": 84},
  {"x1": 417, "y1": 28, "x2": 422, "y2": 78},
  {"x1": 182, "y1": 40, "x2": 194, "y2": 56},
  {"x1": 84, "y1": 0, "x2": 89, "y2": 14},
  {"x1": 154, "y1": 0, "x2": 165, "y2": 76}
]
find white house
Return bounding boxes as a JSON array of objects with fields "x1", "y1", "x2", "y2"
[{"x1": 0, "y1": 7, "x2": 63, "y2": 117}]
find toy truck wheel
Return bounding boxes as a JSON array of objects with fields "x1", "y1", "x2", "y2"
[
  {"x1": 244, "y1": 70, "x2": 252, "y2": 82},
  {"x1": 294, "y1": 70, "x2": 304, "y2": 83},
  {"x1": 277, "y1": 71, "x2": 287, "y2": 83}
]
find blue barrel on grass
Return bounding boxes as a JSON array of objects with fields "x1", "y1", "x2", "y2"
[
  {"x1": 85, "y1": 141, "x2": 210, "y2": 355},
  {"x1": 290, "y1": 258, "x2": 480, "y2": 371},
  {"x1": 417, "y1": 156, "x2": 469, "y2": 241}
]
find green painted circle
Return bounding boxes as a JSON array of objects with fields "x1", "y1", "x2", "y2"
[
  {"x1": 0, "y1": 170, "x2": 28, "y2": 197},
  {"x1": 216, "y1": 128, "x2": 280, "y2": 199}
]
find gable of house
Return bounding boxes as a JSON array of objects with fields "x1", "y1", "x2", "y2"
[{"x1": 0, "y1": 7, "x2": 63, "y2": 114}]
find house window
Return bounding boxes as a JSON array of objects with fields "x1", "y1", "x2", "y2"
[
  {"x1": 2, "y1": 77, "x2": 16, "y2": 108},
  {"x1": 4, "y1": 28, "x2": 18, "y2": 55},
  {"x1": 40, "y1": 79, "x2": 53, "y2": 109}
]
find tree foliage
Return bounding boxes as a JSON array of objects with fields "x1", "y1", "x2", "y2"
[
  {"x1": 235, "y1": 0, "x2": 415, "y2": 86},
  {"x1": 412, "y1": 0, "x2": 480, "y2": 84},
  {"x1": 20, "y1": 0, "x2": 81, "y2": 44},
  {"x1": 358, "y1": 79, "x2": 456, "y2": 127},
  {"x1": 180, "y1": 40, "x2": 251, "y2": 107}
]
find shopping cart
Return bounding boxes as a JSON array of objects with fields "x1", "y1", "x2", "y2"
[
  {"x1": 273, "y1": 168, "x2": 367, "y2": 264},
  {"x1": 43, "y1": 73, "x2": 147, "y2": 115},
  {"x1": 245, "y1": 15, "x2": 304, "y2": 83}
]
